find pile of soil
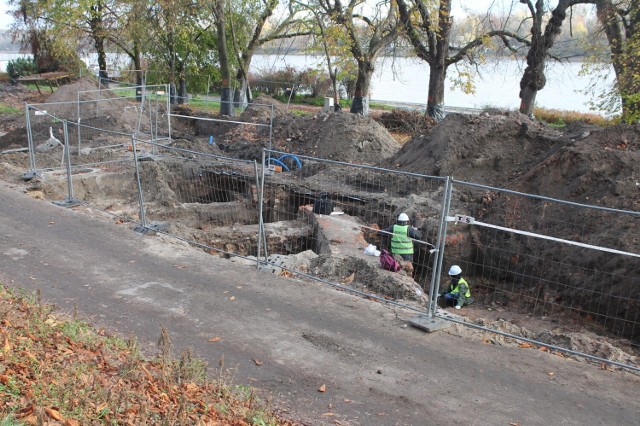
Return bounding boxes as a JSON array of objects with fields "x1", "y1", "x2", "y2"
[
  {"x1": 384, "y1": 110, "x2": 640, "y2": 344},
  {"x1": 196, "y1": 96, "x2": 402, "y2": 165},
  {"x1": 272, "y1": 110, "x2": 401, "y2": 164},
  {"x1": 386, "y1": 112, "x2": 565, "y2": 186}
]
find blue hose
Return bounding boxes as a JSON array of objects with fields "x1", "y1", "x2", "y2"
[{"x1": 268, "y1": 154, "x2": 302, "y2": 172}]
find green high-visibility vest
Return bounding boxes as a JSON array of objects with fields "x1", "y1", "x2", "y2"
[
  {"x1": 451, "y1": 277, "x2": 471, "y2": 298},
  {"x1": 391, "y1": 224, "x2": 413, "y2": 255}
]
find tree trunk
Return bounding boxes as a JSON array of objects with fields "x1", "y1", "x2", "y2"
[
  {"x1": 233, "y1": 68, "x2": 250, "y2": 109},
  {"x1": 93, "y1": 31, "x2": 108, "y2": 87},
  {"x1": 427, "y1": 62, "x2": 447, "y2": 120},
  {"x1": 90, "y1": 3, "x2": 108, "y2": 87},
  {"x1": 350, "y1": 60, "x2": 373, "y2": 115},
  {"x1": 519, "y1": 1, "x2": 591, "y2": 116},
  {"x1": 216, "y1": 0, "x2": 234, "y2": 116},
  {"x1": 426, "y1": 0, "x2": 452, "y2": 120},
  {"x1": 134, "y1": 48, "x2": 143, "y2": 101},
  {"x1": 177, "y1": 76, "x2": 187, "y2": 104},
  {"x1": 597, "y1": 0, "x2": 640, "y2": 122}
]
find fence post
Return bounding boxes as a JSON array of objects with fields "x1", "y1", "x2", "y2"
[
  {"x1": 268, "y1": 105, "x2": 274, "y2": 165},
  {"x1": 76, "y1": 91, "x2": 82, "y2": 156},
  {"x1": 23, "y1": 103, "x2": 37, "y2": 178},
  {"x1": 53, "y1": 120, "x2": 81, "y2": 208},
  {"x1": 427, "y1": 176, "x2": 453, "y2": 317},
  {"x1": 165, "y1": 84, "x2": 172, "y2": 140},
  {"x1": 130, "y1": 135, "x2": 147, "y2": 229},
  {"x1": 257, "y1": 152, "x2": 266, "y2": 269}
]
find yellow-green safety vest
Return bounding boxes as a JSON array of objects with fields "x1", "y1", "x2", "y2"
[
  {"x1": 451, "y1": 277, "x2": 471, "y2": 298},
  {"x1": 391, "y1": 224, "x2": 413, "y2": 255}
]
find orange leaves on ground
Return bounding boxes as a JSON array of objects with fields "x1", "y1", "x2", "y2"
[
  {"x1": 341, "y1": 272, "x2": 355, "y2": 285},
  {"x1": 0, "y1": 291, "x2": 299, "y2": 426},
  {"x1": 45, "y1": 407, "x2": 62, "y2": 420},
  {"x1": 318, "y1": 384, "x2": 326, "y2": 392},
  {"x1": 518, "y1": 343, "x2": 533, "y2": 349}
]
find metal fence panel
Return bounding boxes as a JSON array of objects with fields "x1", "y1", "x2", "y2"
[
  {"x1": 77, "y1": 84, "x2": 171, "y2": 141},
  {"x1": 132, "y1": 138, "x2": 261, "y2": 259},
  {"x1": 443, "y1": 179, "x2": 640, "y2": 364},
  {"x1": 259, "y1": 149, "x2": 448, "y2": 308}
]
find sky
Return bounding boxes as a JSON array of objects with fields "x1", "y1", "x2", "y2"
[{"x1": 0, "y1": 0, "x2": 12, "y2": 30}]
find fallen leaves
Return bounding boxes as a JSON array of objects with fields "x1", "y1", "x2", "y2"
[
  {"x1": 0, "y1": 288, "x2": 298, "y2": 426},
  {"x1": 318, "y1": 384, "x2": 326, "y2": 392},
  {"x1": 341, "y1": 272, "x2": 355, "y2": 285},
  {"x1": 45, "y1": 407, "x2": 62, "y2": 420}
]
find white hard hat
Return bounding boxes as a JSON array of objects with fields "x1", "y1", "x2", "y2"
[
  {"x1": 398, "y1": 213, "x2": 409, "y2": 222},
  {"x1": 448, "y1": 265, "x2": 462, "y2": 276}
]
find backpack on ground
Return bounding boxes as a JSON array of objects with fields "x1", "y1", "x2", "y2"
[
  {"x1": 313, "y1": 193, "x2": 334, "y2": 214},
  {"x1": 380, "y1": 249, "x2": 401, "y2": 272}
]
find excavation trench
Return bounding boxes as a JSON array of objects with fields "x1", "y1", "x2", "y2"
[{"x1": 34, "y1": 157, "x2": 429, "y2": 306}]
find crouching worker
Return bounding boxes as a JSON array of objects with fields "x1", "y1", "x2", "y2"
[{"x1": 441, "y1": 265, "x2": 472, "y2": 310}]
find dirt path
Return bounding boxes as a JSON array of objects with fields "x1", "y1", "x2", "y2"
[{"x1": 0, "y1": 180, "x2": 638, "y2": 425}]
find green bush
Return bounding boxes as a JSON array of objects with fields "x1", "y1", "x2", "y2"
[{"x1": 6, "y1": 57, "x2": 37, "y2": 82}]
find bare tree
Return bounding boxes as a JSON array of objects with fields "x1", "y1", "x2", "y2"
[
  {"x1": 228, "y1": 0, "x2": 311, "y2": 109},
  {"x1": 397, "y1": 0, "x2": 531, "y2": 119},
  {"x1": 314, "y1": 0, "x2": 400, "y2": 115},
  {"x1": 517, "y1": 0, "x2": 597, "y2": 116}
]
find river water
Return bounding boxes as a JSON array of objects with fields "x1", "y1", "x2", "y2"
[
  {"x1": 1, "y1": 52, "x2": 613, "y2": 114},
  {"x1": 252, "y1": 54, "x2": 614, "y2": 114}
]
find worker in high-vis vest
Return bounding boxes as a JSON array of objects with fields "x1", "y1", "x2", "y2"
[
  {"x1": 380, "y1": 212, "x2": 422, "y2": 262},
  {"x1": 441, "y1": 265, "x2": 472, "y2": 309}
]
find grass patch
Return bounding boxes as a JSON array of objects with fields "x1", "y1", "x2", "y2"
[
  {"x1": 0, "y1": 103, "x2": 20, "y2": 115},
  {"x1": 0, "y1": 285, "x2": 297, "y2": 425},
  {"x1": 533, "y1": 107, "x2": 613, "y2": 127}
]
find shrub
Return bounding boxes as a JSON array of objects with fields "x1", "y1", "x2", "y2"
[
  {"x1": 376, "y1": 109, "x2": 437, "y2": 133},
  {"x1": 6, "y1": 57, "x2": 37, "y2": 82}
]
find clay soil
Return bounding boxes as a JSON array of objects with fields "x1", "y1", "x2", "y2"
[{"x1": 1, "y1": 78, "x2": 639, "y2": 364}]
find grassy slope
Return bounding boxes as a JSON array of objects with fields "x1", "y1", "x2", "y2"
[{"x1": 0, "y1": 285, "x2": 297, "y2": 425}]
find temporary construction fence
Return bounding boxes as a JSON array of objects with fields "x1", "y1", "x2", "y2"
[
  {"x1": 22, "y1": 112, "x2": 639, "y2": 371},
  {"x1": 439, "y1": 179, "x2": 640, "y2": 364},
  {"x1": 167, "y1": 102, "x2": 274, "y2": 153},
  {"x1": 130, "y1": 137, "x2": 263, "y2": 259},
  {"x1": 258, "y1": 149, "x2": 450, "y2": 306},
  {"x1": 24, "y1": 85, "x2": 171, "y2": 174}
]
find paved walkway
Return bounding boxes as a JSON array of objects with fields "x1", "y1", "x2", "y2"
[{"x1": 0, "y1": 180, "x2": 638, "y2": 425}]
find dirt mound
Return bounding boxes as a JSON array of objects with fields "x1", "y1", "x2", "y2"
[
  {"x1": 387, "y1": 112, "x2": 565, "y2": 185},
  {"x1": 272, "y1": 111, "x2": 401, "y2": 164},
  {"x1": 40, "y1": 78, "x2": 143, "y2": 133},
  {"x1": 211, "y1": 99, "x2": 401, "y2": 165},
  {"x1": 0, "y1": 83, "x2": 48, "y2": 150},
  {"x1": 514, "y1": 124, "x2": 640, "y2": 210},
  {"x1": 240, "y1": 95, "x2": 290, "y2": 123}
]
